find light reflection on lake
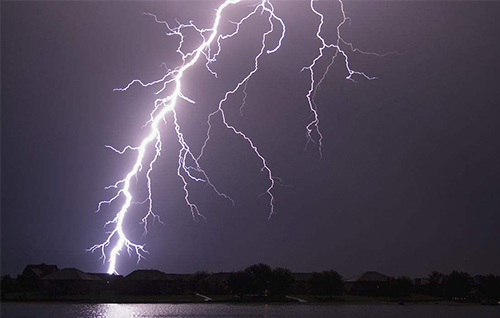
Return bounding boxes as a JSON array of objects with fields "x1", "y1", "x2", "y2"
[{"x1": 1, "y1": 303, "x2": 499, "y2": 318}]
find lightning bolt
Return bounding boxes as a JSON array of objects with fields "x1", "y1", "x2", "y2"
[{"x1": 89, "y1": 0, "x2": 385, "y2": 275}]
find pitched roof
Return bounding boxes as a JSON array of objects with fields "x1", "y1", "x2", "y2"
[
  {"x1": 345, "y1": 271, "x2": 391, "y2": 283},
  {"x1": 29, "y1": 268, "x2": 44, "y2": 277},
  {"x1": 23, "y1": 264, "x2": 59, "y2": 278},
  {"x1": 41, "y1": 268, "x2": 101, "y2": 281},
  {"x1": 125, "y1": 270, "x2": 172, "y2": 281}
]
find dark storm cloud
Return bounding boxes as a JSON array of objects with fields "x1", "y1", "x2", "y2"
[{"x1": 2, "y1": 0, "x2": 500, "y2": 277}]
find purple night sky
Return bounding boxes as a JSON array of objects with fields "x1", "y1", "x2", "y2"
[{"x1": 2, "y1": 0, "x2": 500, "y2": 278}]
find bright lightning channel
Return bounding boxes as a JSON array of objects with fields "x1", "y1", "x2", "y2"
[{"x1": 89, "y1": 0, "x2": 380, "y2": 275}]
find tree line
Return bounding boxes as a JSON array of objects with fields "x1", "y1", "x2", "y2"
[
  {"x1": 426, "y1": 270, "x2": 500, "y2": 301},
  {"x1": 2, "y1": 264, "x2": 500, "y2": 302},
  {"x1": 189, "y1": 264, "x2": 500, "y2": 301}
]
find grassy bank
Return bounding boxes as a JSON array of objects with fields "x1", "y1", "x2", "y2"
[{"x1": 289, "y1": 294, "x2": 444, "y2": 303}]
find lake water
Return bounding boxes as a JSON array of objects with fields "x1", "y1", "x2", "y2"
[{"x1": 1, "y1": 303, "x2": 499, "y2": 318}]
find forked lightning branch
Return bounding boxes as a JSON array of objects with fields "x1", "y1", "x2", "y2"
[{"x1": 89, "y1": 0, "x2": 380, "y2": 275}]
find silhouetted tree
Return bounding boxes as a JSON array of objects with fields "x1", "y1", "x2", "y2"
[
  {"x1": 269, "y1": 267, "x2": 294, "y2": 296},
  {"x1": 244, "y1": 263, "x2": 273, "y2": 295},
  {"x1": 427, "y1": 271, "x2": 445, "y2": 297},
  {"x1": 307, "y1": 272, "x2": 321, "y2": 296},
  {"x1": 478, "y1": 274, "x2": 500, "y2": 301},
  {"x1": 189, "y1": 271, "x2": 210, "y2": 293},
  {"x1": 228, "y1": 264, "x2": 294, "y2": 297},
  {"x1": 228, "y1": 271, "x2": 250, "y2": 297},
  {"x1": 1, "y1": 275, "x2": 16, "y2": 296},
  {"x1": 307, "y1": 270, "x2": 344, "y2": 297},
  {"x1": 15, "y1": 274, "x2": 29, "y2": 299},
  {"x1": 205, "y1": 275, "x2": 228, "y2": 295},
  {"x1": 445, "y1": 271, "x2": 471, "y2": 299},
  {"x1": 393, "y1": 276, "x2": 413, "y2": 297}
]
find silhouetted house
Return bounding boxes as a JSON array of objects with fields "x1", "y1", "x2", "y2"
[
  {"x1": 88, "y1": 273, "x2": 124, "y2": 292},
  {"x1": 124, "y1": 270, "x2": 179, "y2": 295},
  {"x1": 344, "y1": 271, "x2": 392, "y2": 296},
  {"x1": 291, "y1": 273, "x2": 312, "y2": 294},
  {"x1": 23, "y1": 263, "x2": 59, "y2": 279},
  {"x1": 21, "y1": 263, "x2": 59, "y2": 291},
  {"x1": 41, "y1": 268, "x2": 102, "y2": 295}
]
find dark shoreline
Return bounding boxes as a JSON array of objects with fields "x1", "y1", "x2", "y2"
[
  {"x1": 2, "y1": 294, "x2": 489, "y2": 306},
  {"x1": 0, "y1": 301, "x2": 486, "y2": 306}
]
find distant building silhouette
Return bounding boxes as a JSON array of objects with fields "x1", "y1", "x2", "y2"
[
  {"x1": 88, "y1": 272, "x2": 124, "y2": 292},
  {"x1": 41, "y1": 268, "x2": 102, "y2": 295},
  {"x1": 8, "y1": 262, "x2": 496, "y2": 302},
  {"x1": 21, "y1": 263, "x2": 59, "y2": 291},
  {"x1": 344, "y1": 271, "x2": 392, "y2": 295},
  {"x1": 23, "y1": 263, "x2": 59, "y2": 279}
]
